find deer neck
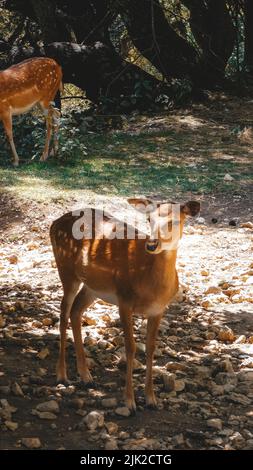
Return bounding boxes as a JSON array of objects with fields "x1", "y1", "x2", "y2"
[{"x1": 151, "y1": 248, "x2": 178, "y2": 287}]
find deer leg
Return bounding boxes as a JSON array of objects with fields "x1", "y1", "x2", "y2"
[
  {"x1": 70, "y1": 286, "x2": 96, "y2": 383},
  {"x1": 145, "y1": 314, "x2": 162, "y2": 408},
  {"x1": 57, "y1": 280, "x2": 81, "y2": 383},
  {"x1": 40, "y1": 104, "x2": 53, "y2": 162},
  {"x1": 50, "y1": 108, "x2": 61, "y2": 157},
  {"x1": 2, "y1": 114, "x2": 19, "y2": 166},
  {"x1": 119, "y1": 302, "x2": 136, "y2": 412}
]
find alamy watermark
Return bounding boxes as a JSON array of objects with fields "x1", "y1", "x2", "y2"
[{"x1": 71, "y1": 200, "x2": 182, "y2": 250}]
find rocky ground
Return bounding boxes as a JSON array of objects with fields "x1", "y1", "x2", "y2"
[{"x1": 0, "y1": 189, "x2": 253, "y2": 450}]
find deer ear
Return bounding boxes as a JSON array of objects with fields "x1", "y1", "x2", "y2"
[
  {"x1": 181, "y1": 201, "x2": 200, "y2": 216},
  {"x1": 127, "y1": 198, "x2": 156, "y2": 213}
]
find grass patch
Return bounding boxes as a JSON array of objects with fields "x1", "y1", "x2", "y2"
[{"x1": 0, "y1": 115, "x2": 252, "y2": 202}]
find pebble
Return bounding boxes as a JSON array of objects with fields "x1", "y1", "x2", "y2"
[
  {"x1": 115, "y1": 407, "x2": 131, "y2": 417},
  {"x1": 21, "y1": 437, "x2": 42, "y2": 449},
  {"x1": 207, "y1": 418, "x2": 223, "y2": 431},
  {"x1": 11, "y1": 382, "x2": 24, "y2": 397},
  {"x1": 101, "y1": 398, "x2": 117, "y2": 408},
  {"x1": 34, "y1": 410, "x2": 57, "y2": 420},
  {"x1": 5, "y1": 420, "x2": 18, "y2": 431},
  {"x1": 104, "y1": 439, "x2": 118, "y2": 450},
  {"x1": 105, "y1": 422, "x2": 119, "y2": 434},
  {"x1": 36, "y1": 400, "x2": 59, "y2": 414},
  {"x1": 84, "y1": 411, "x2": 104, "y2": 430}
]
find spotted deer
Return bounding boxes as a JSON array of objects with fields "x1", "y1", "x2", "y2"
[
  {"x1": 0, "y1": 57, "x2": 62, "y2": 166},
  {"x1": 50, "y1": 199, "x2": 200, "y2": 412}
]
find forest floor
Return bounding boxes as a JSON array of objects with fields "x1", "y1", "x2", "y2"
[{"x1": 0, "y1": 94, "x2": 253, "y2": 450}]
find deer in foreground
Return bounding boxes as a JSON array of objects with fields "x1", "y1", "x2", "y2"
[
  {"x1": 50, "y1": 198, "x2": 200, "y2": 412},
  {"x1": 0, "y1": 57, "x2": 62, "y2": 166}
]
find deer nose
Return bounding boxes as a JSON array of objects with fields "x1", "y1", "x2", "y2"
[{"x1": 146, "y1": 239, "x2": 159, "y2": 253}]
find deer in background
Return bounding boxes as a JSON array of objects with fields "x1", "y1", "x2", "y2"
[
  {"x1": 0, "y1": 57, "x2": 62, "y2": 166},
  {"x1": 50, "y1": 198, "x2": 200, "y2": 412}
]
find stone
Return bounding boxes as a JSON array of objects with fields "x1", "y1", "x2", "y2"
[
  {"x1": 11, "y1": 382, "x2": 24, "y2": 397},
  {"x1": 21, "y1": 438, "x2": 42, "y2": 449},
  {"x1": 42, "y1": 318, "x2": 53, "y2": 326},
  {"x1": 101, "y1": 398, "x2": 117, "y2": 408},
  {"x1": 34, "y1": 411, "x2": 57, "y2": 420},
  {"x1": 207, "y1": 418, "x2": 223, "y2": 431},
  {"x1": 5, "y1": 420, "x2": 18, "y2": 431},
  {"x1": 8, "y1": 254, "x2": 18, "y2": 264},
  {"x1": 163, "y1": 373, "x2": 176, "y2": 392},
  {"x1": 115, "y1": 407, "x2": 131, "y2": 417},
  {"x1": 84, "y1": 411, "x2": 104, "y2": 431},
  {"x1": 234, "y1": 335, "x2": 246, "y2": 344},
  {"x1": 224, "y1": 173, "x2": 234, "y2": 182},
  {"x1": 104, "y1": 439, "x2": 118, "y2": 450},
  {"x1": 0, "y1": 385, "x2": 11, "y2": 395},
  {"x1": 36, "y1": 400, "x2": 59, "y2": 414},
  {"x1": 105, "y1": 422, "x2": 118, "y2": 435},
  {"x1": 205, "y1": 286, "x2": 222, "y2": 295},
  {"x1": 174, "y1": 380, "x2": 185, "y2": 392},
  {"x1": 218, "y1": 327, "x2": 235, "y2": 342},
  {"x1": 238, "y1": 369, "x2": 253, "y2": 382},
  {"x1": 37, "y1": 348, "x2": 50, "y2": 359}
]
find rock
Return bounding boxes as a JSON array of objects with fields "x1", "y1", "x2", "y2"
[
  {"x1": 34, "y1": 411, "x2": 57, "y2": 420},
  {"x1": 0, "y1": 399, "x2": 17, "y2": 420},
  {"x1": 70, "y1": 398, "x2": 85, "y2": 409},
  {"x1": 218, "y1": 327, "x2": 235, "y2": 342},
  {"x1": 84, "y1": 411, "x2": 104, "y2": 431},
  {"x1": 238, "y1": 369, "x2": 253, "y2": 382},
  {"x1": 220, "y1": 358, "x2": 234, "y2": 373},
  {"x1": 136, "y1": 343, "x2": 146, "y2": 354},
  {"x1": 165, "y1": 361, "x2": 187, "y2": 372},
  {"x1": 201, "y1": 299, "x2": 213, "y2": 309},
  {"x1": 36, "y1": 400, "x2": 59, "y2": 414},
  {"x1": 207, "y1": 418, "x2": 223, "y2": 431},
  {"x1": 76, "y1": 409, "x2": 87, "y2": 417},
  {"x1": 0, "y1": 385, "x2": 11, "y2": 395},
  {"x1": 224, "y1": 173, "x2": 234, "y2": 182},
  {"x1": 201, "y1": 270, "x2": 209, "y2": 276},
  {"x1": 234, "y1": 335, "x2": 246, "y2": 344},
  {"x1": 37, "y1": 348, "x2": 50, "y2": 359},
  {"x1": 229, "y1": 393, "x2": 251, "y2": 406},
  {"x1": 5, "y1": 420, "x2": 18, "y2": 431},
  {"x1": 205, "y1": 286, "x2": 222, "y2": 295},
  {"x1": 197, "y1": 217, "x2": 205, "y2": 224},
  {"x1": 11, "y1": 382, "x2": 24, "y2": 397},
  {"x1": 115, "y1": 407, "x2": 131, "y2": 417},
  {"x1": 174, "y1": 380, "x2": 185, "y2": 392},
  {"x1": 21, "y1": 438, "x2": 42, "y2": 449},
  {"x1": 229, "y1": 432, "x2": 244, "y2": 448},
  {"x1": 105, "y1": 422, "x2": 119, "y2": 435},
  {"x1": 0, "y1": 315, "x2": 6, "y2": 328},
  {"x1": 42, "y1": 318, "x2": 53, "y2": 326},
  {"x1": 8, "y1": 254, "x2": 18, "y2": 264},
  {"x1": 104, "y1": 439, "x2": 118, "y2": 450},
  {"x1": 173, "y1": 433, "x2": 184, "y2": 446},
  {"x1": 229, "y1": 220, "x2": 237, "y2": 227},
  {"x1": 163, "y1": 372, "x2": 176, "y2": 392},
  {"x1": 101, "y1": 398, "x2": 117, "y2": 408},
  {"x1": 241, "y1": 222, "x2": 253, "y2": 229}
]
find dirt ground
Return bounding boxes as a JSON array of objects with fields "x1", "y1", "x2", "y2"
[{"x1": 0, "y1": 97, "x2": 253, "y2": 450}]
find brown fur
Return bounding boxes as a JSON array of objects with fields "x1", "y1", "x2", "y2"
[
  {"x1": 50, "y1": 200, "x2": 200, "y2": 411},
  {"x1": 0, "y1": 57, "x2": 62, "y2": 166}
]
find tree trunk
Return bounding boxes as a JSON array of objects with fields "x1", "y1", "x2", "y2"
[
  {"x1": 117, "y1": 0, "x2": 199, "y2": 81},
  {"x1": 244, "y1": 0, "x2": 253, "y2": 73},
  {"x1": 6, "y1": 42, "x2": 164, "y2": 108},
  {"x1": 182, "y1": 0, "x2": 236, "y2": 85},
  {"x1": 29, "y1": 0, "x2": 74, "y2": 43}
]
